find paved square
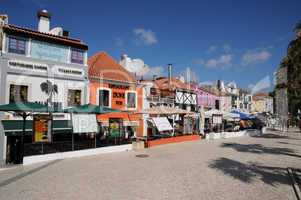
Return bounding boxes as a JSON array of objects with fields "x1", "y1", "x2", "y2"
[{"x1": 0, "y1": 130, "x2": 300, "y2": 200}]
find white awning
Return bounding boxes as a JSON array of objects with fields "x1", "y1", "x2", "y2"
[
  {"x1": 152, "y1": 117, "x2": 173, "y2": 132},
  {"x1": 138, "y1": 106, "x2": 192, "y2": 115}
]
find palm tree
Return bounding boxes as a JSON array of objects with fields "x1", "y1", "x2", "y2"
[{"x1": 40, "y1": 80, "x2": 58, "y2": 106}]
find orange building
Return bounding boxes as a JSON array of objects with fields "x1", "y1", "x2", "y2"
[{"x1": 88, "y1": 52, "x2": 144, "y2": 139}]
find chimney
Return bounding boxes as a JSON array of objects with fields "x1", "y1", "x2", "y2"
[
  {"x1": 63, "y1": 30, "x2": 69, "y2": 37},
  {"x1": 0, "y1": 15, "x2": 8, "y2": 25},
  {"x1": 168, "y1": 64, "x2": 172, "y2": 85},
  {"x1": 37, "y1": 9, "x2": 51, "y2": 33}
]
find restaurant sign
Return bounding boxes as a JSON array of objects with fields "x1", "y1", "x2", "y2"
[
  {"x1": 33, "y1": 114, "x2": 52, "y2": 143},
  {"x1": 31, "y1": 40, "x2": 69, "y2": 63}
]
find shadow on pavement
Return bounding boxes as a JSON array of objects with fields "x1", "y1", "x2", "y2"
[
  {"x1": 0, "y1": 159, "x2": 61, "y2": 188},
  {"x1": 251, "y1": 133, "x2": 289, "y2": 139},
  {"x1": 220, "y1": 142, "x2": 301, "y2": 158},
  {"x1": 208, "y1": 157, "x2": 290, "y2": 186},
  {"x1": 278, "y1": 141, "x2": 301, "y2": 146}
]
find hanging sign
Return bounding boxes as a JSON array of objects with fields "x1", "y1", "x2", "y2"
[{"x1": 33, "y1": 114, "x2": 52, "y2": 143}]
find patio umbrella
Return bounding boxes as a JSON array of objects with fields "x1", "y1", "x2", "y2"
[
  {"x1": 0, "y1": 102, "x2": 50, "y2": 164},
  {"x1": 63, "y1": 103, "x2": 121, "y2": 114},
  {"x1": 230, "y1": 110, "x2": 255, "y2": 120},
  {"x1": 205, "y1": 109, "x2": 223, "y2": 118}
]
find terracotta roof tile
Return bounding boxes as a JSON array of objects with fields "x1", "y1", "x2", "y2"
[
  {"x1": 88, "y1": 52, "x2": 136, "y2": 83},
  {"x1": 154, "y1": 77, "x2": 192, "y2": 91},
  {"x1": 3, "y1": 24, "x2": 88, "y2": 50}
]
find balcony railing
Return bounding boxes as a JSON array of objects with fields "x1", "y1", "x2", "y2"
[{"x1": 146, "y1": 95, "x2": 175, "y2": 104}]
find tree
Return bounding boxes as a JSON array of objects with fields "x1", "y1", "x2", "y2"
[
  {"x1": 40, "y1": 80, "x2": 58, "y2": 106},
  {"x1": 286, "y1": 21, "x2": 301, "y2": 118}
]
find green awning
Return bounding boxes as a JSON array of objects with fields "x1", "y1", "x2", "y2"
[
  {"x1": 64, "y1": 104, "x2": 121, "y2": 114},
  {"x1": 0, "y1": 102, "x2": 63, "y2": 113},
  {"x1": 1, "y1": 120, "x2": 72, "y2": 136}
]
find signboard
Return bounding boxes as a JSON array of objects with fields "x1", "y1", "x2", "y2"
[
  {"x1": 31, "y1": 40, "x2": 69, "y2": 63},
  {"x1": 152, "y1": 117, "x2": 173, "y2": 132},
  {"x1": 212, "y1": 114, "x2": 222, "y2": 124},
  {"x1": 72, "y1": 114, "x2": 98, "y2": 133},
  {"x1": 33, "y1": 114, "x2": 52, "y2": 143}
]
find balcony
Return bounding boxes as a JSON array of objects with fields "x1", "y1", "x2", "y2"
[{"x1": 146, "y1": 95, "x2": 175, "y2": 105}]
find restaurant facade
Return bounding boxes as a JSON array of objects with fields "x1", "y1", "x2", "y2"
[
  {"x1": 0, "y1": 10, "x2": 89, "y2": 165},
  {"x1": 88, "y1": 52, "x2": 144, "y2": 143}
]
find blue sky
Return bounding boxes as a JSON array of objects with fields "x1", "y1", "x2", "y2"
[{"x1": 1, "y1": 0, "x2": 300, "y2": 91}]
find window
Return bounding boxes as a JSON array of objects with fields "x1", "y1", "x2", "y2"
[
  {"x1": 68, "y1": 89, "x2": 81, "y2": 107},
  {"x1": 9, "y1": 84, "x2": 28, "y2": 103},
  {"x1": 126, "y1": 92, "x2": 136, "y2": 109},
  {"x1": 99, "y1": 90, "x2": 110, "y2": 107},
  {"x1": 71, "y1": 48, "x2": 84, "y2": 64},
  {"x1": 8, "y1": 36, "x2": 26, "y2": 55}
]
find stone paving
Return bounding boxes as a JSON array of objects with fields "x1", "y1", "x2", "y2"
[{"x1": 0, "y1": 129, "x2": 300, "y2": 200}]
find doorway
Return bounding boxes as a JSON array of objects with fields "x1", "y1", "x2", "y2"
[{"x1": 6, "y1": 136, "x2": 22, "y2": 164}]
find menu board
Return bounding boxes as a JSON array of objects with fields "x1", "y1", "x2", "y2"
[
  {"x1": 33, "y1": 114, "x2": 52, "y2": 143},
  {"x1": 72, "y1": 114, "x2": 98, "y2": 133},
  {"x1": 212, "y1": 114, "x2": 222, "y2": 124}
]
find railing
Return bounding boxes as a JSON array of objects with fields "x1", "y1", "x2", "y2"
[{"x1": 146, "y1": 95, "x2": 175, "y2": 104}]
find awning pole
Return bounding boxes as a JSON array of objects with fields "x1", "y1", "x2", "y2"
[
  {"x1": 172, "y1": 114, "x2": 175, "y2": 136},
  {"x1": 70, "y1": 113, "x2": 74, "y2": 151},
  {"x1": 21, "y1": 112, "x2": 26, "y2": 164}
]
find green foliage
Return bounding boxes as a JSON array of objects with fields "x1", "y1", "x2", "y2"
[{"x1": 286, "y1": 29, "x2": 301, "y2": 117}]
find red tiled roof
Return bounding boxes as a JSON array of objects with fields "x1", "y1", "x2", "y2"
[
  {"x1": 154, "y1": 77, "x2": 192, "y2": 91},
  {"x1": 88, "y1": 52, "x2": 136, "y2": 83},
  {"x1": 3, "y1": 24, "x2": 88, "y2": 50},
  {"x1": 253, "y1": 92, "x2": 270, "y2": 101}
]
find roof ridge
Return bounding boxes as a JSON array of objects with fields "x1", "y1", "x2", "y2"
[{"x1": 6, "y1": 24, "x2": 82, "y2": 42}]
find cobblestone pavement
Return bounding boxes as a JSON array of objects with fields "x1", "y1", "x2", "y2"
[{"x1": 0, "y1": 129, "x2": 300, "y2": 200}]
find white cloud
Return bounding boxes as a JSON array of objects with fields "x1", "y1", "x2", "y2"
[
  {"x1": 206, "y1": 44, "x2": 231, "y2": 53},
  {"x1": 206, "y1": 45, "x2": 217, "y2": 53},
  {"x1": 133, "y1": 28, "x2": 158, "y2": 45},
  {"x1": 242, "y1": 50, "x2": 271, "y2": 65},
  {"x1": 120, "y1": 55, "x2": 162, "y2": 78},
  {"x1": 223, "y1": 44, "x2": 231, "y2": 52},
  {"x1": 249, "y1": 76, "x2": 271, "y2": 94},
  {"x1": 205, "y1": 54, "x2": 233, "y2": 68}
]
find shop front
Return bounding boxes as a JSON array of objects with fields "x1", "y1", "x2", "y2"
[{"x1": 88, "y1": 52, "x2": 144, "y2": 144}]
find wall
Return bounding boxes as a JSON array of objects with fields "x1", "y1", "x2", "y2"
[
  {"x1": 194, "y1": 86, "x2": 218, "y2": 109},
  {"x1": 89, "y1": 80, "x2": 144, "y2": 137}
]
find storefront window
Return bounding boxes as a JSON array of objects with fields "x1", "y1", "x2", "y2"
[
  {"x1": 99, "y1": 89, "x2": 110, "y2": 107},
  {"x1": 68, "y1": 89, "x2": 81, "y2": 106},
  {"x1": 9, "y1": 84, "x2": 28, "y2": 103},
  {"x1": 8, "y1": 36, "x2": 26, "y2": 55},
  {"x1": 126, "y1": 92, "x2": 136, "y2": 109},
  {"x1": 71, "y1": 48, "x2": 84, "y2": 64}
]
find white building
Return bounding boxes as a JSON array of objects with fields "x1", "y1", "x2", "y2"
[{"x1": 0, "y1": 10, "x2": 88, "y2": 165}]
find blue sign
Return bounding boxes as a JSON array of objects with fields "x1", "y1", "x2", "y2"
[{"x1": 31, "y1": 40, "x2": 69, "y2": 63}]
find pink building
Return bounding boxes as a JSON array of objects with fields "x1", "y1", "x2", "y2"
[{"x1": 193, "y1": 85, "x2": 219, "y2": 110}]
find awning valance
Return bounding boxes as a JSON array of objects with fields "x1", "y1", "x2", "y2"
[{"x1": 138, "y1": 106, "x2": 193, "y2": 115}]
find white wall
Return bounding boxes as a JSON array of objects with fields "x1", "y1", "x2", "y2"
[{"x1": 5, "y1": 74, "x2": 86, "y2": 120}]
